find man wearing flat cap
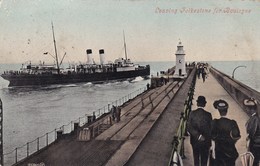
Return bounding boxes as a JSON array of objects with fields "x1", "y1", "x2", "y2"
[
  {"x1": 244, "y1": 98, "x2": 260, "y2": 166},
  {"x1": 187, "y1": 96, "x2": 212, "y2": 166},
  {"x1": 211, "y1": 99, "x2": 241, "y2": 166}
]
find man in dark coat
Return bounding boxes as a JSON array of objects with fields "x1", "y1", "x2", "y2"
[
  {"x1": 111, "y1": 105, "x2": 116, "y2": 121},
  {"x1": 211, "y1": 99, "x2": 241, "y2": 166},
  {"x1": 244, "y1": 98, "x2": 260, "y2": 166},
  {"x1": 187, "y1": 96, "x2": 212, "y2": 166}
]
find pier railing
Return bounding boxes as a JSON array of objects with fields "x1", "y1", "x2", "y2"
[
  {"x1": 168, "y1": 70, "x2": 197, "y2": 166},
  {"x1": 0, "y1": 98, "x2": 3, "y2": 166},
  {"x1": 4, "y1": 87, "x2": 147, "y2": 166}
]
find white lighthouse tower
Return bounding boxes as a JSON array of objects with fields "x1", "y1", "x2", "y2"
[{"x1": 173, "y1": 41, "x2": 187, "y2": 78}]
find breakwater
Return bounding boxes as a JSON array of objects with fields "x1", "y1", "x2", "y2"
[
  {"x1": 4, "y1": 87, "x2": 147, "y2": 166},
  {"x1": 12, "y1": 66, "x2": 197, "y2": 166},
  {"x1": 210, "y1": 67, "x2": 260, "y2": 115},
  {"x1": 2, "y1": 64, "x2": 259, "y2": 166}
]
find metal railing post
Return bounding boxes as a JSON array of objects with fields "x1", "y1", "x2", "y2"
[
  {"x1": 55, "y1": 129, "x2": 57, "y2": 140},
  {"x1": 27, "y1": 142, "x2": 29, "y2": 157},
  {"x1": 85, "y1": 114, "x2": 88, "y2": 124},
  {"x1": 37, "y1": 138, "x2": 39, "y2": 151},
  {"x1": 0, "y1": 98, "x2": 3, "y2": 166},
  {"x1": 15, "y1": 148, "x2": 18, "y2": 163},
  {"x1": 46, "y1": 133, "x2": 49, "y2": 146},
  {"x1": 108, "y1": 104, "x2": 110, "y2": 113},
  {"x1": 180, "y1": 123, "x2": 186, "y2": 159}
]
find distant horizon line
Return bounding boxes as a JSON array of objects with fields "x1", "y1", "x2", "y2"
[{"x1": 0, "y1": 59, "x2": 259, "y2": 65}]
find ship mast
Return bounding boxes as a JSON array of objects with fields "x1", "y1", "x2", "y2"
[
  {"x1": 123, "y1": 30, "x2": 128, "y2": 60},
  {"x1": 51, "y1": 22, "x2": 60, "y2": 74}
]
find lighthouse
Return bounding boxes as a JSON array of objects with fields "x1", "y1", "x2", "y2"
[{"x1": 173, "y1": 41, "x2": 187, "y2": 78}]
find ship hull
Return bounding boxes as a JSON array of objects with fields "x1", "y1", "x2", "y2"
[{"x1": 1, "y1": 67, "x2": 150, "y2": 87}]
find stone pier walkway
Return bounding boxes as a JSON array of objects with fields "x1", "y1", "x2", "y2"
[
  {"x1": 183, "y1": 72, "x2": 249, "y2": 166},
  {"x1": 14, "y1": 67, "x2": 251, "y2": 166}
]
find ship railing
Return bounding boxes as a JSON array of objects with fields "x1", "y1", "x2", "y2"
[
  {"x1": 168, "y1": 69, "x2": 197, "y2": 166},
  {"x1": 3, "y1": 86, "x2": 148, "y2": 166}
]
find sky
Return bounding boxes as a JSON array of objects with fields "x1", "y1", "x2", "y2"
[{"x1": 0, "y1": 0, "x2": 260, "y2": 64}]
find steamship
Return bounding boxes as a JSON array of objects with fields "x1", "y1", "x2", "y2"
[{"x1": 1, "y1": 25, "x2": 150, "y2": 87}]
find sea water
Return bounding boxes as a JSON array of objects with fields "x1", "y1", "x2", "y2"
[
  {"x1": 209, "y1": 61, "x2": 260, "y2": 92},
  {"x1": 0, "y1": 61, "x2": 259, "y2": 165}
]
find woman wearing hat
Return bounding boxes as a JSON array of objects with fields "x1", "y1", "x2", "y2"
[
  {"x1": 211, "y1": 99, "x2": 241, "y2": 166},
  {"x1": 244, "y1": 98, "x2": 260, "y2": 166}
]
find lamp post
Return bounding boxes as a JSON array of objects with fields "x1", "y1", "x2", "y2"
[
  {"x1": 0, "y1": 98, "x2": 3, "y2": 166},
  {"x1": 232, "y1": 65, "x2": 246, "y2": 79}
]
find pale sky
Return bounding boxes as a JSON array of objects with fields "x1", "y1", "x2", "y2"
[{"x1": 0, "y1": 0, "x2": 260, "y2": 64}]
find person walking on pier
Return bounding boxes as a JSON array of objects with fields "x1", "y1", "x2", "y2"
[
  {"x1": 146, "y1": 83, "x2": 150, "y2": 90},
  {"x1": 202, "y1": 66, "x2": 208, "y2": 83},
  {"x1": 111, "y1": 105, "x2": 116, "y2": 121},
  {"x1": 211, "y1": 99, "x2": 241, "y2": 166},
  {"x1": 244, "y1": 98, "x2": 260, "y2": 166},
  {"x1": 187, "y1": 96, "x2": 212, "y2": 166},
  {"x1": 197, "y1": 64, "x2": 202, "y2": 79},
  {"x1": 202, "y1": 69, "x2": 206, "y2": 83}
]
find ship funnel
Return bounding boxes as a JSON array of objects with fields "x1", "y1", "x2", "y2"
[
  {"x1": 86, "y1": 49, "x2": 93, "y2": 65},
  {"x1": 99, "y1": 49, "x2": 106, "y2": 65}
]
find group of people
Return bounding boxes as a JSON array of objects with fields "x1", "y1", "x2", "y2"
[
  {"x1": 197, "y1": 63, "x2": 209, "y2": 83},
  {"x1": 111, "y1": 105, "x2": 121, "y2": 123},
  {"x1": 187, "y1": 96, "x2": 260, "y2": 166}
]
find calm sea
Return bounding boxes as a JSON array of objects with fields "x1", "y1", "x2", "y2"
[{"x1": 0, "y1": 61, "x2": 259, "y2": 164}]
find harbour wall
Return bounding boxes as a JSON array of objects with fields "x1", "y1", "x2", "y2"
[{"x1": 210, "y1": 67, "x2": 260, "y2": 116}]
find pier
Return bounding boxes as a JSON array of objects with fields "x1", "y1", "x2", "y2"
[
  {"x1": 2, "y1": 65, "x2": 259, "y2": 166},
  {"x1": 182, "y1": 67, "x2": 249, "y2": 166}
]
